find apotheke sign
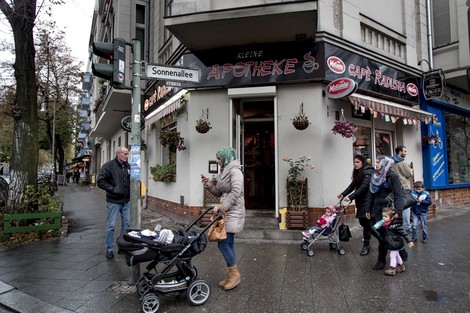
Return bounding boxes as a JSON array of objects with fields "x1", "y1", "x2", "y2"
[{"x1": 145, "y1": 64, "x2": 200, "y2": 83}]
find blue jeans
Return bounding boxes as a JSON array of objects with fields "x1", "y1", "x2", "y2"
[
  {"x1": 105, "y1": 201, "x2": 130, "y2": 253},
  {"x1": 402, "y1": 208, "x2": 411, "y2": 231},
  {"x1": 412, "y1": 211, "x2": 428, "y2": 240},
  {"x1": 218, "y1": 233, "x2": 236, "y2": 267}
]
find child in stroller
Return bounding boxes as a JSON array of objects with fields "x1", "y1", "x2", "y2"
[
  {"x1": 300, "y1": 202, "x2": 347, "y2": 257},
  {"x1": 302, "y1": 205, "x2": 337, "y2": 240}
]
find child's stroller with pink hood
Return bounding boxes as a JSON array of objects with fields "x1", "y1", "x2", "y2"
[{"x1": 300, "y1": 201, "x2": 348, "y2": 257}]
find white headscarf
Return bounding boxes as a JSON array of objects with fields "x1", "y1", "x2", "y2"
[{"x1": 369, "y1": 156, "x2": 395, "y2": 193}]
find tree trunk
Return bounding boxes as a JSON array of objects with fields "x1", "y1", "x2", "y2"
[{"x1": 2, "y1": 0, "x2": 39, "y2": 208}]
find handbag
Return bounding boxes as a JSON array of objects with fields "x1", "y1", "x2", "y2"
[
  {"x1": 207, "y1": 212, "x2": 227, "y2": 242},
  {"x1": 403, "y1": 190, "x2": 418, "y2": 208},
  {"x1": 338, "y1": 223, "x2": 352, "y2": 242}
]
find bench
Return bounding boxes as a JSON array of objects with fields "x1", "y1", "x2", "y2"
[{"x1": 3, "y1": 211, "x2": 62, "y2": 240}]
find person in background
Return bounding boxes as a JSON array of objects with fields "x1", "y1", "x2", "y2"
[
  {"x1": 97, "y1": 147, "x2": 131, "y2": 259},
  {"x1": 338, "y1": 154, "x2": 375, "y2": 256},
  {"x1": 411, "y1": 181, "x2": 432, "y2": 243},
  {"x1": 391, "y1": 146, "x2": 413, "y2": 232},
  {"x1": 202, "y1": 147, "x2": 245, "y2": 291},
  {"x1": 365, "y1": 156, "x2": 405, "y2": 270},
  {"x1": 373, "y1": 207, "x2": 414, "y2": 276}
]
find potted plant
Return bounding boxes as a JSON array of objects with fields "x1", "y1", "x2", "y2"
[
  {"x1": 159, "y1": 129, "x2": 186, "y2": 152},
  {"x1": 283, "y1": 156, "x2": 315, "y2": 229},
  {"x1": 292, "y1": 102, "x2": 310, "y2": 130},
  {"x1": 150, "y1": 163, "x2": 176, "y2": 182},
  {"x1": 331, "y1": 109, "x2": 357, "y2": 138},
  {"x1": 423, "y1": 135, "x2": 439, "y2": 145},
  {"x1": 195, "y1": 119, "x2": 211, "y2": 133}
]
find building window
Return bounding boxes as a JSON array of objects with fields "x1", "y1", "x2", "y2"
[
  {"x1": 446, "y1": 113, "x2": 470, "y2": 184},
  {"x1": 432, "y1": 0, "x2": 451, "y2": 47},
  {"x1": 353, "y1": 126, "x2": 372, "y2": 161},
  {"x1": 135, "y1": 2, "x2": 148, "y2": 61}
]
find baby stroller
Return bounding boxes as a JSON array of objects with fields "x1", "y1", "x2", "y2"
[
  {"x1": 117, "y1": 206, "x2": 223, "y2": 313},
  {"x1": 300, "y1": 200, "x2": 349, "y2": 257}
]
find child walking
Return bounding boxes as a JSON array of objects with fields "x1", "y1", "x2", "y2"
[
  {"x1": 374, "y1": 207, "x2": 414, "y2": 276},
  {"x1": 411, "y1": 181, "x2": 432, "y2": 243},
  {"x1": 302, "y1": 205, "x2": 337, "y2": 239}
]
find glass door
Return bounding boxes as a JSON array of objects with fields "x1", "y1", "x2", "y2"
[{"x1": 375, "y1": 130, "x2": 394, "y2": 157}]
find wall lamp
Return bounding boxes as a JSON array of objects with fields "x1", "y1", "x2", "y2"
[{"x1": 418, "y1": 59, "x2": 432, "y2": 71}]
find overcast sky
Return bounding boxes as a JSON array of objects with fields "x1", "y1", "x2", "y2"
[{"x1": 0, "y1": 0, "x2": 95, "y2": 71}]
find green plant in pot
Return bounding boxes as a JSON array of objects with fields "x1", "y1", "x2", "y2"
[
  {"x1": 283, "y1": 156, "x2": 315, "y2": 211},
  {"x1": 150, "y1": 163, "x2": 176, "y2": 182}
]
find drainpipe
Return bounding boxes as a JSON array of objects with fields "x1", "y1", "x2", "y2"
[{"x1": 426, "y1": 0, "x2": 434, "y2": 69}]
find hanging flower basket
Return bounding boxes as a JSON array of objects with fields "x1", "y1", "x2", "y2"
[
  {"x1": 292, "y1": 103, "x2": 311, "y2": 130},
  {"x1": 159, "y1": 129, "x2": 186, "y2": 152},
  {"x1": 331, "y1": 109, "x2": 357, "y2": 138},
  {"x1": 423, "y1": 135, "x2": 439, "y2": 145},
  {"x1": 196, "y1": 119, "x2": 211, "y2": 134},
  {"x1": 195, "y1": 108, "x2": 212, "y2": 134}
]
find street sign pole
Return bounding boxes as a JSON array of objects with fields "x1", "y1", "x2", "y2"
[{"x1": 129, "y1": 39, "x2": 142, "y2": 284}]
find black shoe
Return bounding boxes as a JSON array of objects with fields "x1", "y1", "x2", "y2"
[
  {"x1": 372, "y1": 260, "x2": 385, "y2": 270},
  {"x1": 399, "y1": 249, "x2": 408, "y2": 262},
  {"x1": 106, "y1": 251, "x2": 114, "y2": 259},
  {"x1": 360, "y1": 245, "x2": 370, "y2": 256}
]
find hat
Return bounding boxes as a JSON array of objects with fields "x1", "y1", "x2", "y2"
[{"x1": 325, "y1": 205, "x2": 337, "y2": 214}]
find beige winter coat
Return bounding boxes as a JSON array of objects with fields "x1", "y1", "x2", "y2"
[{"x1": 206, "y1": 160, "x2": 245, "y2": 233}]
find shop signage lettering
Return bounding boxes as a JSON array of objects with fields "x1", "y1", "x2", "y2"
[
  {"x1": 422, "y1": 70, "x2": 444, "y2": 100},
  {"x1": 144, "y1": 85, "x2": 173, "y2": 112},
  {"x1": 207, "y1": 59, "x2": 298, "y2": 80},
  {"x1": 327, "y1": 56, "x2": 346, "y2": 74}
]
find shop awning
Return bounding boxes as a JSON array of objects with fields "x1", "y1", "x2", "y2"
[
  {"x1": 349, "y1": 93, "x2": 435, "y2": 125},
  {"x1": 145, "y1": 90, "x2": 188, "y2": 125}
]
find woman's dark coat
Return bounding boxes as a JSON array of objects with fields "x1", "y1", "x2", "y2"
[
  {"x1": 341, "y1": 166, "x2": 374, "y2": 218},
  {"x1": 382, "y1": 218, "x2": 413, "y2": 250}
]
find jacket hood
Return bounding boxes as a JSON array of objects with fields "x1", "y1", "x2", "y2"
[{"x1": 391, "y1": 155, "x2": 405, "y2": 163}]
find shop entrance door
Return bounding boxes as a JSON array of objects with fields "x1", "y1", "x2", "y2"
[{"x1": 240, "y1": 100, "x2": 275, "y2": 210}]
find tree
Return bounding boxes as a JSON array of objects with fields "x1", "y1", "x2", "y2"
[
  {"x1": 0, "y1": 0, "x2": 66, "y2": 209},
  {"x1": 0, "y1": 0, "x2": 39, "y2": 208}
]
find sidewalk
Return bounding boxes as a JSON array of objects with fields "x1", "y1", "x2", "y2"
[{"x1": 0, "y1": 184, "x2": 469, "y2": 312}]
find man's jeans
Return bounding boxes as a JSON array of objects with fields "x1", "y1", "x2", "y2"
[
  {"x1": 218, "y1": 233, "x2": 236, "y2": 267},
  {"x1": 105, "y1": 201, "x2": 130, "y2": 253},
  {"x1": 412, "y1": 212, "x2": 428, "y2": 240},
  {"x1": 402, "y1": 207, "x2": 411, "y2": 231}
]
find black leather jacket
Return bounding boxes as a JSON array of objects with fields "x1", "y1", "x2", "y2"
[{"x1": 97, "y1": 158, "x2": 130, "y2": 204}]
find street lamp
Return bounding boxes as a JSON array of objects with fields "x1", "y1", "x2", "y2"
[{"x1": 41, "y1": 99, "x2": 56, "y2": 193}]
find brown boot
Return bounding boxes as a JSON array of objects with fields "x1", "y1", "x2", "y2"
[
  {"x1": 223, "y1": 265, "x2": 241, "y2": 290},
  {"x1": 218, "y1": 268, "x2": 228, "y2": 287}
]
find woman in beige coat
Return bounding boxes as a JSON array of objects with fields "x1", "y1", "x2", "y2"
[{"x1": 202, "y1": 147, "x2": 245, "y2": 290}]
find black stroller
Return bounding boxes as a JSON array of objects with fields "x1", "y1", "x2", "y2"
[
  {"x1": 117, "y1": 206, "x2": 223, "y2": 313},
  {"x1": 300, "y1": 200, "x2": 349, "y2": 257}
]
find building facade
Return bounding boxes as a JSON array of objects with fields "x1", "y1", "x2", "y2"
[{"x1": 84, "y1": 0, "x2": 470, "y2": 225}]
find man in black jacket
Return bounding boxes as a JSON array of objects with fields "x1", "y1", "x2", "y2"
[{"x1": 97, "y1": 147, "x2": 131, "y2": 259}]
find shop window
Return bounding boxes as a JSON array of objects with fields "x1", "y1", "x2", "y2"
[
  {"x1": 375, "y1": 131, "x2": 393, "y2": 157},
  {"x1": 160, "y1": 124, "x2": 178, "y2": 180},
  {"x1": 446, "y1": 113, "x2": 470, "y2": 184},
  {"x1": 353, "y1": 126, "x2": 372, "y2": 163}
]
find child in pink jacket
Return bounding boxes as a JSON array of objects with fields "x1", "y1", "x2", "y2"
[{"x1": 302, "y1": 205, "x2": 337, "y2": 239}]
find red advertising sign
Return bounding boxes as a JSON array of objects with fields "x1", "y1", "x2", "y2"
[{"x1": 326, "y1": 78, "x2": 358, "y2": 99}]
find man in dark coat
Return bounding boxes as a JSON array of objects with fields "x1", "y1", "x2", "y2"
[{"x1": 97, "y1": 147, "x2": 131, "y2": 259}]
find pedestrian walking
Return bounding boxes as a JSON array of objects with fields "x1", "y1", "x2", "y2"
[
  {"x1": 391, "y1": 146, "x2": 413, "y2": 231},
  {"x1": 97, "y1": 147, "x2": 131, "y2": 259},
  {"x1": 337, "y1": 154, "x2": 374, "y2": 256},
  {"x1": 411, "y1": 181, "x2": 432, "y2": 243},
  {"x1": 201, "y1": 147, "x2": 245, "y2": 291},
  {"x1": 365, "y1": 156, "x2": 405, "y2": 270}
]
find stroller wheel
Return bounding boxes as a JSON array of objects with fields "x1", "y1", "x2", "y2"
[
  {"x1": 186, "y1": 279, "x2": 211, "y2": 306},
  {"x1": 338, "y1": 248, "x2": 346, "y2": 255},
  {"x1": 329, "y1": 243, "x2": 337, "y2": 250},
  {"x1": 301, "y1": 242, "x2": 308, "y2": 251},
  {"x1": 141, "y1": 292, "x2": 160, "y2": 313},
  {"x1": 137, "y1": 280, "x2": 151, "y2": 296},
  {"x1": 307, "y1": 249, "x2": 315, "y2": 257}
]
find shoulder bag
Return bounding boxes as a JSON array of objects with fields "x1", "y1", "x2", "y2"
[{"x1": 339, "y1": 223, "x2": 352, "y2": 242}]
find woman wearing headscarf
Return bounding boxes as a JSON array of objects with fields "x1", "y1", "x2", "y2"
[
  {"x1": 365, "y1": 156, "x2": 404, "y2": 270},
  {"x1": 201, "y1": 147, "x2": 245, "y2": 290},
  {"x1": 337, "y1": 154, "x2": 375, "y2": 256}
]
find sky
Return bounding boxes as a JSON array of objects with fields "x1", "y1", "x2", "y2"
[{"x1": 0, "y1": 0, "x2": 96, "y2": 71}]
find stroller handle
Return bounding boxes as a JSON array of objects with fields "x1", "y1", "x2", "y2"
[{"x1": 185, "y1": 205, "x2": 217, "y2": 231}]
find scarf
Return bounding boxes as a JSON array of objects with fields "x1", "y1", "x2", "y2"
[
  {"x1": 370, "y1": 156, "x2": 395, "y2": 193},
  {"x1": 391, "y1": 155, "x2": 404, "y2": 163},
  {"x1": 216, "y1": 147, "x2": 237, "y2": 167}
]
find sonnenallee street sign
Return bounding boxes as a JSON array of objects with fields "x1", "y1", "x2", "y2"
[{"x1": 145, "y1": 64, "x2": 200, "y2": 83}]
